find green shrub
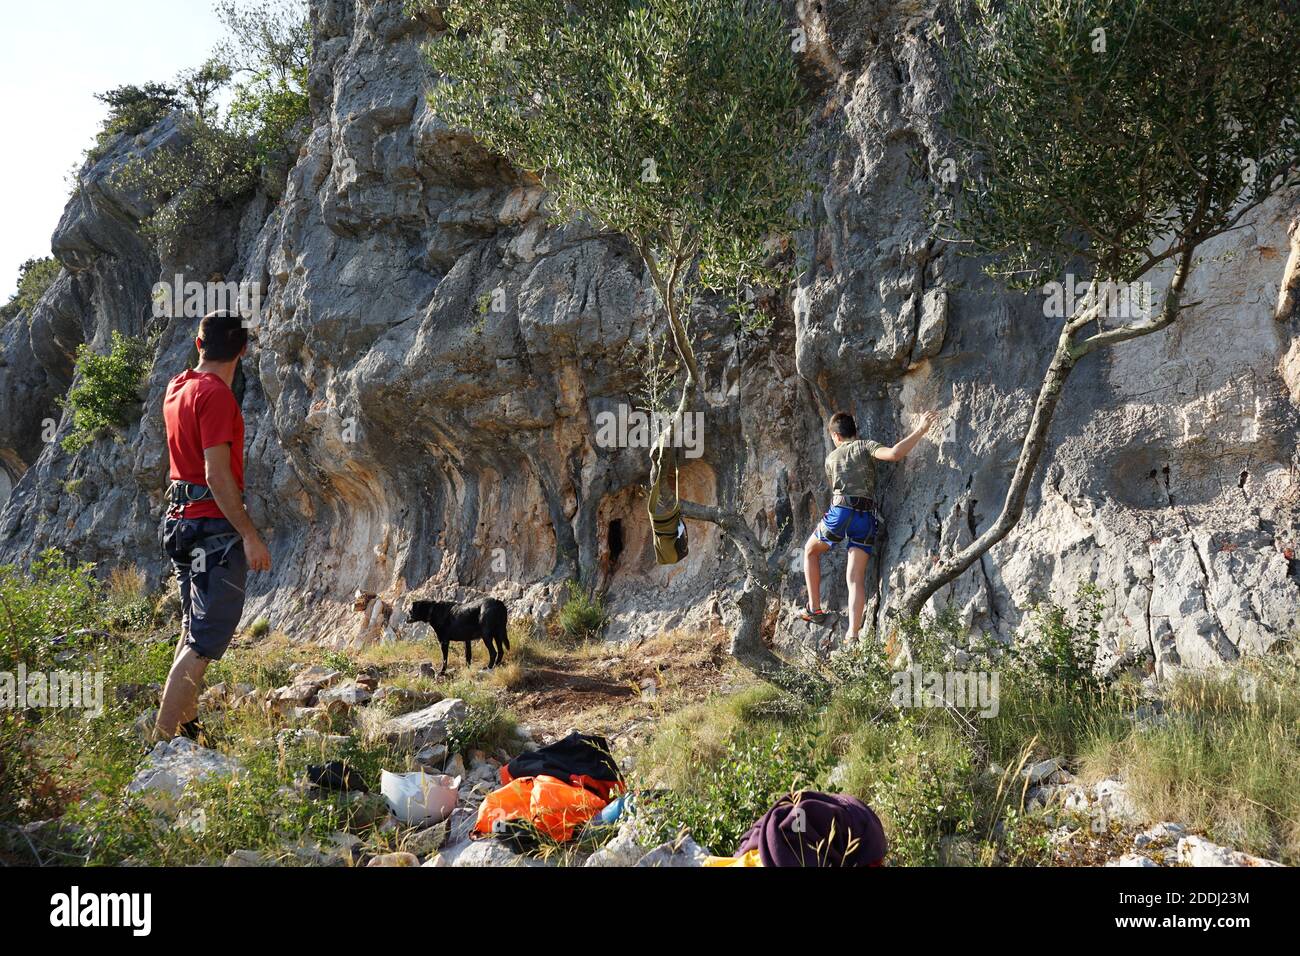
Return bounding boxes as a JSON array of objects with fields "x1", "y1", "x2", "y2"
[
  {"x1": 120, "y1": 123, "x2": 260, "y2": 257},
  {"x1": 895, "y1": 604, "x2": 976, "y2": 669},
  {"x1": 0, "y1": 550, "x2": 103, "y2": 825},
  {"x1": 827, "y1": 636, "x2": 895, "y2": 700},
  {"x1": 86, "y1": 83, "x2": 181, "y2": 161},
  {"x1": 555, "y1": 581, "x2": 606, "y2": 642},
  {"x1": 103, "y1": 566, "x2": 155, "y2": 632},
  {"x1": 320, "y1": 649, "x2": 357, "y2": 676},
  {"x1": 0, "y1": 549, "x2": 101, "y2": 674},
  {"x1": 60, "y1": 331, "x2": 151, "y2": 453},
  {"x1": 645, "y1": 730, "x2": 825, "y2": 854},
  {"x1": 227, "y1": 71, "x2": 309, "y2": 171},
  {"x1": 217, "y1": 0, "x2": 311, "y2": 170},
  {"x1": 105, "y1": 598, "x2": 154, "y2": 633},
  {"x1": 1008, "y1": 584, "x2": 1105, "y2": 698},
  {"x1": 177, "y1": 58, "x2": 233, "y2": 123},
  {"x1": 0, "y1": 256, "x2": 60, "y2": 325},
  {"x1": 445, "y1": 692, "x2": 516, "y2": 756},
  {"x1": 870, "y1": 719, "x2": 977, "y2": 866}
]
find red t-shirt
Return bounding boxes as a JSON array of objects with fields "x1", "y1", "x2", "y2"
[{"x1": 163, "y1": 370, "x2": 244, "y2": 519}]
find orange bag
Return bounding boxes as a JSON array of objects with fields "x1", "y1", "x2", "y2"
[{"x1": 473, "y1": 775, "x2": 608, "y2": 842}]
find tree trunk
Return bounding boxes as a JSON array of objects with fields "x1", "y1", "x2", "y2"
[
  {"x1": 891, "y1": 247, "x2": 1197, "y2": 629},
  {"x1": 894, "y1": 330, "x2": 1077, "y2": 622},
  {"x1": 638, "y1": 238, "x2": 826, "y2": 695},
  {"x1": 677, "y1": 498, "x2": 826, "y2": 696},
  {"x1": 728, "y1": 574, "x2": 795, "y2": 686}
]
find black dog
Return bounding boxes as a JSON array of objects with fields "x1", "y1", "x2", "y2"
[{"x1": 407, "y1": 598, "x2": 510, "y2": 676}]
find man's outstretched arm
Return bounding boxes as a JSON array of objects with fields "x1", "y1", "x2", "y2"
[
  {"x1": 204, "y1": 442, "x2": 272, "y2": 571},
  {"x1": 873, "y1": 410, "x2": 941, "y2": 462}
]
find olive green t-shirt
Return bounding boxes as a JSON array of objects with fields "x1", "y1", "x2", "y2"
[{"x1": 824, "y1": 438, "x2": 883, "y2": 499}]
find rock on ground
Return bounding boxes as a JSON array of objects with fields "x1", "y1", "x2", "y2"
[
  {"x1": 1022, "y1": 758, "x2": 1066, "y2": 785},
  {"x1": 428, "y1": 839, "x2": 547, "y2": 868},
  {"x1": 127, "y1": 738, "x2": 241, "y2": 811},
  {"x1": 1105, "y1": 853, "x2": 1160, "y2": 867},
  {"x1": 399, "y1": 822, "x2": 448, "y2": 858},
  {"x1": 318, "y1": 680, "x2": 373, "y2": 708},
  {"x1": 635, "y1": 836, "x2": 710, "y2": 868},
  {"x1": 224, "y1": 849, "x2": 272, "y2": 867},
  {"x1": 1177, "y1": 836, "x2": 1282, "y2": 867},
  {"x1": 1134, "y1": 821, "x2": 1187, "y2": 849},
  {"x1": 585, "y1": 815, "x2": 658, "y2": 868},
  {"x1": 1091, "y1": 778, "x2": 1143, "y2": 825},
  {"x1": 367, "y1": 851, "x2": 420, "y2": 867},
  {"x1": 378, "y1": 698, "x2": 467, "y2": 749}
]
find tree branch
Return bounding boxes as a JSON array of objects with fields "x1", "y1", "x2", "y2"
[{"x1": 1072, "y1": 227, "x2": 1201, "y2": 358}]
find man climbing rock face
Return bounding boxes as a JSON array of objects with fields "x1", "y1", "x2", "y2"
[
  {"x1": 802, "y1": 409, "x2": 940, "y2": 642},
  {"x1": 154, "y1": 311, "x2": 272, "y2": 743}
]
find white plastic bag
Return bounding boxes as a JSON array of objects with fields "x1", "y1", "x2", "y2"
[{"x1": 380, "y1": 770, "x2": 461, "y2": 825}]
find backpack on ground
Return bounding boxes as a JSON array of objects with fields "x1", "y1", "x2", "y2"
[{"x1": 648, "y1": 443, "x2": 689, "y2": 566}]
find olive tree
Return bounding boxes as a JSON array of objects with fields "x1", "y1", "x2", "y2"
[
  {"x1": 421, "y1": 0, "x2": 814, "y2": 687},
  {"x1": 901, "y1": 0, "x2": 1300, "y2": 623}
]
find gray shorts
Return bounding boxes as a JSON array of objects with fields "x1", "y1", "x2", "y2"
[{"x1": 166, "y1": 517, "x2": 247, "y2": 661}]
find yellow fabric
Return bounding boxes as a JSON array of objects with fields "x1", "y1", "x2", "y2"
[{"x1": 703, "y1": 849, "x2": 762, "y2": 867}]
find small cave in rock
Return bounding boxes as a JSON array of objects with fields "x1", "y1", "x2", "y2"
[{"x1": 607, "y1": 518, "x2": 625, "y2": 572}]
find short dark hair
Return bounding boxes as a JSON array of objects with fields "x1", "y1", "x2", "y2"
[
  {"x1": 829, "y1": 412, "x2": 857, "y2": 439},
  {"x1": 197, "y1": 311, "x2": 248, "y2": 362}
]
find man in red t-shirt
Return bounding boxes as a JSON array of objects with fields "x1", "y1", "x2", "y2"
[{"x1": 155, "y1": 312, "x2": 272, "y2": 743}]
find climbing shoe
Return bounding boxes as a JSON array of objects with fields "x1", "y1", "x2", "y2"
[{"x1": 799, "y1": 605, "x2": 830, "y2": 625}]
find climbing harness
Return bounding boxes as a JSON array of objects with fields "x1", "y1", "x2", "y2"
[
  {"x1": 161, "y1": 481, "x2": 240, "y2": 565},
  {"x1": 166, "y1": 480, "x2": 216, "y2": 515}
]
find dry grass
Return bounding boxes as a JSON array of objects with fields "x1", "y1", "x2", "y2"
[
  {"x1": 1080, "y1": 653, "x2": 1300, "y2": 863},
  {"x1": 106, "y1": 564, "x2": 148, "y2": 605}
]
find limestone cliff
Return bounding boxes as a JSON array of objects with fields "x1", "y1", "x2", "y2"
[{"x1": 1, "y1": 0, "x2": 1297, "y2": 675}]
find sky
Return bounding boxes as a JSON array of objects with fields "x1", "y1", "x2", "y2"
[{"x1": 0, "y1": 1, "x2": 226, "y2": 301}]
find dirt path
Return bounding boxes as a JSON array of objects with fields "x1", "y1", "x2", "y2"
[{"x1": 497, "y1": 626, "x2": 738, "y2": 744}]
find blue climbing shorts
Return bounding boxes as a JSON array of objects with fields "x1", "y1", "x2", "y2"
[
  {"x1": 815, "y1": 505, "x2": 878, "y2": 554},
  {"x1": 164, "y1": 517, "x2": 247, "y2": 661}
]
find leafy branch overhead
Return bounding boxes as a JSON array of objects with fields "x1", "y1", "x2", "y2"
[
  {"x1": 936, "y1": 0, "x2": 1300, "y2": 291},
  {"x1": 423, "y1": 0, "x2": 810, "y2": 315}
]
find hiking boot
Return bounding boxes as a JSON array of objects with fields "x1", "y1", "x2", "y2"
[
  {"x1": 178, "y1": 718, "x2": 208, "y2": 746},
  {"x1": 799, "y1": 605, "x2": 830, "y2": 625}
]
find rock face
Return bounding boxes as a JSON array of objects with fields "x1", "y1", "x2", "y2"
[{"x1": 1, "y1": 0, "x2": 1297, "y2": 671}]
